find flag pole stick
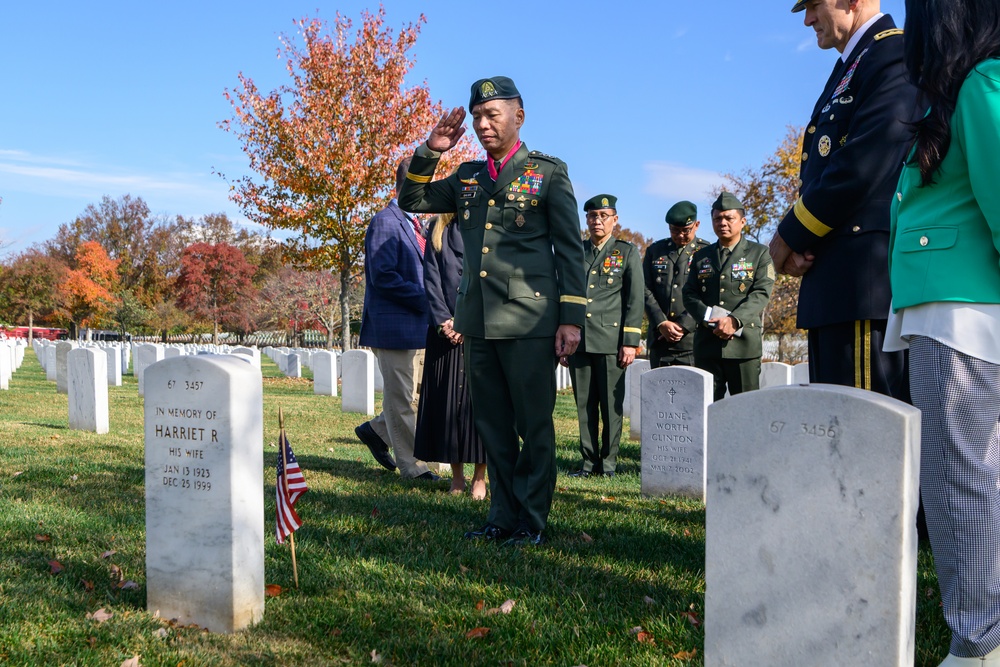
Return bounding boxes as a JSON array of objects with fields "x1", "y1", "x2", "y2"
[{"x1": 278, "y1": 406, "x2": 300, "y2": 588}]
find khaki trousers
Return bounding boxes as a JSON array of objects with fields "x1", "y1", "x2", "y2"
[{"x1": 370, "y1": 348, "x2": 428, "y2": 479}]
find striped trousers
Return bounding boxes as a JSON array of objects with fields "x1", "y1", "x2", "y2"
[{"x1": 911, "y1": 336, "x2": 1000, "y2": 657}]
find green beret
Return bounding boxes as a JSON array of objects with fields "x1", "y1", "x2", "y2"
[
  {"x1": 665, "y1": 201, "x2": 697, "y2": 226},
  {"x1": 583, "y1": 194, "x2": 617, "y2": 212},
  {"x1": 712, "y1": 191, "x2": 745, "y2": 212},
  {"x1": 791, "y1": 0, "x2": 807, "y2": 12},
  {"x1": 469, "y1": 76, "x2": 521, "y2": 110}
]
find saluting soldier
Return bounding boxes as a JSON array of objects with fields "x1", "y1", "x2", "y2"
[
  {"x1": 565, "y1": 194, "x2": 643, "y2": 479},
  {"x1": 768, "y1": 0, "x2": 920, "y2": 399},
  {"x1": 683, "y1": 192, "x2": 775, "y2": 401},
  {"x1": 398, "y1": 76, "x2": 587, "y2": 546},
  {"x1": 642, "y1": 201, "x2": 710, "y2": 368}
]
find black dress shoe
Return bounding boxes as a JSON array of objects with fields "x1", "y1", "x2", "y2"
[
  {"x1": 503, "y1": 526, "x2": 545, "y2": 547},
  {"x1": 354, "y1": 422, "x2": 396, "y2": 471},
  {"x1": 464, "y1": 523, "x2": 512, "y2": 540},
  {"x1": 568, "y1": 469, "x2": 591, "y2": 478},
  {"x1": 414, "y1": 471, "x2": 441, "y2": 481}
]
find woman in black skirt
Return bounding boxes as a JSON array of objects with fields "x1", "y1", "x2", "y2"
[{"x1": 414, "y1": 214, "x2": 488, "y2": 499}]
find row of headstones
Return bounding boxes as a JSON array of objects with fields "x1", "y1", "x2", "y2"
[
  {"x1": 625, "y1": 360, "x2": 809, "y2": 441},
  {"x1": 29, "y1": 339, "x2": 263, "y2": 434},
  {"x1": 142, "y1": 353, "x2": 920, "y2": 665},
  {"x1": 0, "y1": 338, "x2": 28, "y2": 390}
]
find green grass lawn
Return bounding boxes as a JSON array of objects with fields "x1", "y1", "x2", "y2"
[{"x1": 0, "y1": 348, "x2": 949, "y2": 666}]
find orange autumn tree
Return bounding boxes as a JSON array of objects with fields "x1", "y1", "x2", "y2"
[
  {"x1": 220, "y1": 7, "x2": 480, "y2": 349},
  {"x1": 57, "y1": 241, "x2": 120, "y2": 339}
]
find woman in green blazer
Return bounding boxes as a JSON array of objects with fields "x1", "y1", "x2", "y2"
[{"x1": 887, "y1": 1, "x2": 1000, "y2": 664}]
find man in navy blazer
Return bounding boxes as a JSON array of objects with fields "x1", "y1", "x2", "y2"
[{"x1": 355, "y1": 158, "x2": 439, "y2": 481}]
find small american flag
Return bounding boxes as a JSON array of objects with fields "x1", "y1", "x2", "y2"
[{"x1": 276, "y1": 431, "x2": 308, "y2": 544}]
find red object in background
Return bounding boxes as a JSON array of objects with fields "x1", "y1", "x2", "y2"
[{"x1": 2, "y1": 326, "x2": 68, "y2": 340}]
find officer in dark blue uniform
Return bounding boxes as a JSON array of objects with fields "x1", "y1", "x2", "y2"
[
  {"x1": 768, "y1": 0, "x2": 921, "y2": 399},
  {"x1": 643, "y1": 201, "x2": 710, "y2": 368}
]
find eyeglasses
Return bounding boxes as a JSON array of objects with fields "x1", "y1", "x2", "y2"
[{"x1": 586, "y1": 212, "x2": 616, "y2": 222}]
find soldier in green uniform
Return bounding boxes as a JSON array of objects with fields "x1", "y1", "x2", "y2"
[
  {"x1": 398, "y1": 76, "x2": 587, "y2": 546},
  {"x1": 682, "y1": 192, "x2": 775, "y2": 401},
  {"x1": 643, "y1": 201, "x2": 711, "y2": 368},
  {"x1": 565, "y1": 194, "x2": 644, "y2": 478}
]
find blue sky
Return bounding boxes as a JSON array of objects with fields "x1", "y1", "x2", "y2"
[{"x1": 0, "y1": 0, "x2": 907, "y2": 255}]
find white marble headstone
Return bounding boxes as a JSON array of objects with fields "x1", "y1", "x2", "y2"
[
  {"x1": 341, "y1": 350, "x2": 375, "y2": 415},
  {"x1": 144, "y1": 355, "x2": 264, "y2": 633},
  {"x1": 759, "y1": 361, "x2": 793, "y2": 388},
  {"x1": 105, "y1": 347, "x2": 123, "y2": 387},
  {"x1": 792, "y1": 363, "x2": 810, "y2": 385},
  {"x1": 0, "y1": 342, "x2": 11, "y2": 390},
  {"x1": 313, "y1": 351, "x2": 338, "y2": 396},
  {"x1": 135, "y1": 344, "x2": 164, "y2": 396},
  {"x1": 640, "y1": 366, "x2": 713, "y2": 500},
  {"x1": 55, "y1": 341, "x2": 76, "y2": 394},
  {"x1": 628, "y1": 359, "x2": 651, "y2": 440},
  {"x1": 46, "y1": 345, "x2": 58, "y2": 381},
  {"x1": 286, "y1": 353, "x2": 302, "y2": 378},
  {"x1": 704, "y1": 385, "x2": 920, "y2": 667},
  {"x1": 68, "y1": 347, "x2": 109, "y2": 434}
]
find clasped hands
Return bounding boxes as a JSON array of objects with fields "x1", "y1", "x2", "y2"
[
  {"x1": 440, "y1": 319, "x2": 462, "y2": 346},
  {"x1": 768, "y1": 232, "x2": 815, "y2": 277}
]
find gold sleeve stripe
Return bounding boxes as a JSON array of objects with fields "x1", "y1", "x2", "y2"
[
  {"x1": 405, "y1": 172, "x2": 432, "y2": 184},
  {"x1": 794, "y1": 198, "x2": 833, "y2": 238},
  {"x1": 560, "y1": 295, "x2": 588, "y2": 305},
  {"x1": 623, "y1": 327, "x2": 642, "y2": 334}
]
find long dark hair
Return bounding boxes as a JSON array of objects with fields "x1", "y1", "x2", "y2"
[{"x1": 905, "y1": 0, "x2": 1000, "y2": 185}]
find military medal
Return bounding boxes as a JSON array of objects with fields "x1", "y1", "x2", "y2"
[
  {"x1": 739, "y1": 283, "x2": 746, "y2": 293},
  {"x1": 463, "y1": 209, "x2": 470, "y2": 220},
  {"x1": 508, "y1": 169, "x2": 543, "y2": 195},
  {"x1": 818, "y1": 135, "x2": 832, "y2": 157},
  {"x1": 515, "y1": 213, "x2": 526, "y2": 227}
]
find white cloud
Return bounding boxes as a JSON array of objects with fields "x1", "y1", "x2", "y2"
[
  {"x1": 642, "y1": 161, "x2": 723, "y2": 202},
  {"x1": 796, "y1": 38, "x2": 815, "y2": 53}
]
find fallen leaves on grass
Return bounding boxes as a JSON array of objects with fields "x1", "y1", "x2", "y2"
[
  {"x1": 81, "y1": 579, "x2": 94, "y2": 592},
  {"x1": 636, "y1": 631, "x2": 656, "y2": 646},
  {"x1": 86, "y1": 608, "x2": 113, "y2": 623},
  {"x1": 35, "y1": 534, "x2": 51, "y2": 542},
  {"x1": 101, "y1": 550, "x2": 117, "y2": 559},
  {"x1": 13, "y1": 471, "x2": 24, "y2": 477},
  {"x1": 88, "y1": 637, "x2": 97, "y2": 648},
  {"x1": 109, "y1": 564, "x2": 122, "y2": 582},
  {"x1": 459, "y1": 565, "x2": 470, "y2": 574},
  {"x1": 643, "y1": 596, "x2": 656, "y2": 606},
  {"x1": 628, "y1": 626, "x2": 643, "y2": 635},
  {"x1": 673, "y1": 648, "x2": 698, "y2": 660},
  {"x1": 265, "y1": 584, "x2": 283, "y2": 597},
  {"x1": 681, "y1": 609, "x2": 702, "y2": 628},
  {"x1": 600, "y1": 496, "x2": 616, "y2": 502},
  {"x1": 485, "y1": 599, "x2": 516, "y2": 615},
  {"x1": 120, "y1": 656, "x2": 141, "y2": 667},
  {"x1": 69, "y1": 474, "x2": 78, "y2": 481},
  {"x1": 49, "y1": 560, "x2": 63, "y2": 574},
  {"x1": 465, "y1": 627, "x2": 490, "y2": 639},
  {"x1": 580, "y1": 532, "x2": 593, "y2": 543},
  {"x1": 474, "y1": 600, "x2": 484, "y2": 611},
  {"x1": 370, "y1": 506, "x2": 379, "y2": 519},
  {"x1": 153, "y1": 628, "x2": 168, "y2": 639},
  {"x1": 117, "y1": 581, "x2": 140, "y2": 590},
  {"x1": 370, "y1": 649, "x2": 382, "y2": 663}
]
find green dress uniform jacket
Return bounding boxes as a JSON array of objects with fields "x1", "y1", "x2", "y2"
[
  {"x1": 580, "y1": 237, "x2": 644, "y2": 354},
  {"x1": 398, "y1": 143, "x2": 587, "y2": 337},
  {"x1": 642, "y1": 237, "x2": 711, "y2": 365},
  {"x1": 398, "y1": 142, "x2": 586, "y2": 534},
  {"x1": 682, "y1": 237, "x2": 775, "y2": 360},
  {"x1": 569, "y1": 236, "x2": 644, "y2": 475}
]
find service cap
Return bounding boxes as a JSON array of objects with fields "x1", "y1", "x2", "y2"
[
  {"x1": 791, "y1": 0, "x2": 807, "y2": 13},
  {"x1": 712, "y1": 191, "x2": 745, "y2": 212},
  {"x1": 665, "y1": 201, "x2": 698, "y2": 226},
  {"x1": 583, "y1": 194, "x2": 617, "y2": 212},
  {"x1": 469, "y1": 76, "x2": 521, "y2": 110}
]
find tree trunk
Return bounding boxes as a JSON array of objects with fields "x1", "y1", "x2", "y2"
[
  {"x1": 27, "y1": 311, "x2": 34, "y2": 345},
  {"x1": 327, "y1": 302, "x2": 336, "y2": 349},
  {"x1": 339, "y1": 261, "x2": 352, "y2": 350},
  {"x1": 213, "y1": 320, "x2": 219, "y2": 345}
]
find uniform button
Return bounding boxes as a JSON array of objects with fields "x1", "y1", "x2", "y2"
[
  {"x1": 591, "y1": 270, "x2": 597, "y2": 275},
  {"x1": 588, "y1": 298, "x2": 593, "y2": 303},
  {"x1": 720, "y1": 300, "x2": 726, "y2": 305},
  {"x1": 701, "y1": 287, "x2": 706, "y2": 293},
  {"x1": 852, "y1": 225, "x2": 861, "y2": 232},
  {"x1": 920, "y1": 236, "x2": 929, "y2": 247},
  {"x1": 479, "y1": 270, "x2": 487, "y2": 278},
  {"x1": 482, "y1": 247, "x2": 489, "y2": 254},
  {"x1": 534, "y1": 291, "x2": 541, "y2": 297},
  {"x1": 488, "y1": 199, "x2": 495, "y2": 206},
  {"x1": 485, "y1": 223, "x2": 493, "y2": 229},
  {"x1": 507, "y1": 194, "x2": 515, "y2": 201},
  {"x1": 672, "y1": 284, "x2": 678, "y2": 289},
  {"x1": 607, "y1": 278, "x2": 613, "y2": 284},
  {"x1": 587, "y1": 313, "x2": 592, "y2": 318},
  {"x1": 802, "y1": 152, "x2": 809, "y2": 161},
  {"x1": 670, "y1": 312, "x2": 675, "y2": 317},
  {"x1": 613, "y1": 322, "x2": 618, "y2": 327},
  {"x1": 589, "y1": 284, "x2": 595, "y2": 289},
  {"x1": 897, "y1": 192, "x2": 902, "y2": 201},
  {"x1": 670, "y1": 298, "x2": 675, "y2": 303},
  {"x1": 808, "y1": 125, "x2": 816, "y2": 134},
  {"x1": 830, "y1": 114, "x2": 835, "y2": 120}
]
